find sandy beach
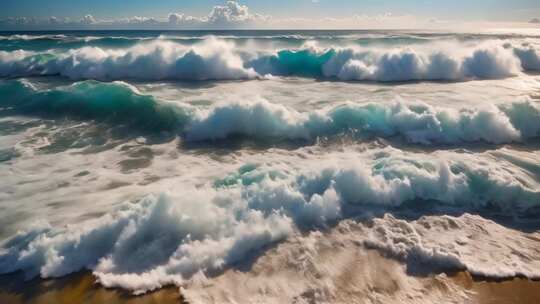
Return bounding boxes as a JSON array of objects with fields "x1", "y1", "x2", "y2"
[
  {"x1": 0, "y1": 271, "x2": 183, "y2": 304},
  {"x1": 452, "y1": 272, "x2": 540, "y2": 304},
  {"x1": 2, "y1": 265, "x2": 539, "y2": 304},
  {"x1": 2, "y1": 221, "x2": 539, "y2": 304}
]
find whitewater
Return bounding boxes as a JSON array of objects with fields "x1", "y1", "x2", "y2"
[{"x1": 1, "y1": 30, "x2": 540, "y2": 303}]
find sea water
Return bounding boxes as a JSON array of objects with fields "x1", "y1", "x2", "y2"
[{"x1": 0, "y1": 29, "x2": 540, "y2": 295}]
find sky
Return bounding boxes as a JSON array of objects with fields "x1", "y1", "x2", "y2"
[{"x1": 1, "y1": 0, "x2": 540, "y2": 30}]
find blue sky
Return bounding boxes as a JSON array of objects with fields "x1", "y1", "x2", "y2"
[
  {"x1": 1, "y1": 0, "x2": 540, "y2": 29},
  {"x1": 1, "y1": 0, "x2": 539, "y2": 19}
]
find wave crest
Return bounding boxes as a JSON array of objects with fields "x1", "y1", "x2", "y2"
[
  {"x1": 187, "y1": 98, "x2": 540, "y2": 144},
  {"x1": 0, "y1": 38, "x2": 257, "y2": 80},
  {"x1": 0, "y1": 79, "x2": 190, "y2": 132},
  {"x1": 251, "y1": 45, "x2": 523, "y2": 81},
  {"x1": 0, "y1": 39, "x2": 539, "y2": 81},
  {"x1": 1, "y1": 147, "x2": 539, "y2": 292},
  {"x1": 2, "y1": 79, "x2": 539, "y2": 144}
]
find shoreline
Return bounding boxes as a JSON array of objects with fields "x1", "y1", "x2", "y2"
[
  {"x1": 0, "y1": 271, "x2": 184, "y2": 304},
  {"x1": 451, "y1": 272, "x2": 540, "y2": 304},
  {"x1": 2, "y1": 215, "x2": 539, "y2": 303},
  {"x1": 2, "y1": 264, "x2": 540, "y2": 303}
]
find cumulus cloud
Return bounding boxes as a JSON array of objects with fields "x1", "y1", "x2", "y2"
[
  {"x1": 80, "y1": 14, "x2": 97, "y2": 25},
  {"x1": 0, "y1": 1, "x2": 535, "y2": 29},
  {"x1": 0, "y1": 1, "x2": 268, "y2": 29},
  {"x1": 118, "y1": 16, "x2": 159, "y2": 25},
  {"x1": 0, "y1": 0, "x2": 417, "y2": 29},
  {"x1": 530, "y1": 18, "x2": 540, "y2": 24},
  {"x1": 208, "y1": 1, "x2": 250, "y2": 23},
  {"x1": 168, "y1": 13, "x2": 185, "y2": 24},
  {"x1": 166, "y1": 1, "x2": 268, "y2": 27},
  {"x1": 2, "y1": 17, "x2": 38, "y2": 25},
  {"x1": 167, "y1": 13, "x2": 206, "y2": 26},
  {"x1": 49, "y1": 16, "x2": 60, "y2": 24}
]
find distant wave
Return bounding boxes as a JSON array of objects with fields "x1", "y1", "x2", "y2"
[
  {"x1": 2, "y1": 79, "x2": 539, "y2": 144},
  {"x1": 0, "y1": 38, "x2": 539, "y2": 81},
  {"x1": 0, "y1": 33, "x2": 424, "y2": 42},
  {"x1": 1, "y1": 146, "x2": 539, "y2": 292},
  {"x1": 0, "y1": 34, "x2": 69, "y2": 41}
]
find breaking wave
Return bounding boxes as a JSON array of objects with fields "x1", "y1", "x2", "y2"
[
  {"x1": 365, "y1": 213, "x2": 540, "y2": 279},
  {"x1": 249, "y1": 44, "x2": 534, "y2": 81},
  {"x1": 513, "y1": 44, "x2": 540, "y2": 70},
  {"x1": 0, "y1": 79, "x2": 191, "y2": 132},
  {"x1": 187, "y1": 98, "x2": 540, "y2": 144},
  {"x1": 0, "y1": 39, "x2": 257, "y2": 81},
  {"x1": 0, "y1": 38, "x2": 539, "y2": 81},
  {"x1": 2, "y1": 79, "x2": 539, "y2": 144},
  {"x1": 1, "y1": 147, "x2": 539, "y2": 292}
]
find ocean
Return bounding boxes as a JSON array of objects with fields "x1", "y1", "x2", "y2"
[{"x1": 0, "y1": 29, "x2": 539, "y2": 302}]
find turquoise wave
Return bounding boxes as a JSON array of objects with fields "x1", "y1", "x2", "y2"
[
  {"x1": 1, "y1": 39, "x2": 538, "y2": 81},
  {"x1": 0, "y1": 80, "x2": 190, "y2": 132},
  {"x1": 1, "y1": 79, "x2": 539, "y2": 144}
]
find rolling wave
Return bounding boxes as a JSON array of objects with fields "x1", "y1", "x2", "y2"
[
  {"x1": 0, "y1": 79, "x2": 190, "y2": 132},
  {"x1": 0, "y1": 38, "x2": 539, "y2": 81},
  {"x1": 249, "y1": 44, "x2": 540, "y2": 81},
  {"x1": 186, "y1": 98, "x2": 540, "y2": 144},
  {"x1": 1, "y1": 79, "x2": 539, "y2": 144},
  {"x1": 1, "y1": 147, "x2": 539, "y2": 292}
]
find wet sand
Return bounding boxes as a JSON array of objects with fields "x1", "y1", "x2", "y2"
[
  {"x1": 0, "y1": 271, "x2": 183, "y2": 304},
  {"x1": 451, "y1": 272, "x2": 540, "y2": 304},
  {"x1": 2, "y1": 267, "x2": 540, "y2": 303}
]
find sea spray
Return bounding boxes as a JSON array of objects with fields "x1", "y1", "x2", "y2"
[
  {"x1": 1, "y1": 38, "x2": 539, "y2": 81},
  {"x1": 2, "y1": 79, "x2": 539, "y2": 144},
  {"x1": 1, "y1": 146, "x2": 539, "y2": 292}
]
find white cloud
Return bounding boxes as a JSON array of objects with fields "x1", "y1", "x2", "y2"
[
  {"x1": 0, "y1": 1, "x2": 536, "y2": 29},
  {"x1": 49, "y1": 16, "x2": 59, "y2": 24},
  {"x1": 208, "y1": 1, "x2": 250, "y2": 23},
  {"x1": 3, "y1": 17, "x2": 38, "y2": 25},
  {"x1": 119, "y1": 16, "x2": 159, "y2": 25},
  {"x1": 80, "y1": 14, "x2": 96, "y2": 25},
  {"x1": 168, "y1": 13, "x2": 185, "y2": 24},
  {"x1": 167, "y1": 1, "x2": 268, "y2": 27}
]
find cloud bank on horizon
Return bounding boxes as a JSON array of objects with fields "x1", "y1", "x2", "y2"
[{"x1": 0, "y1": 0, "x2": 539, "y2": 30}]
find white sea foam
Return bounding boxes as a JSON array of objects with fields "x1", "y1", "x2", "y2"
[
  {"x1": 3, "y1": 78, "x2": 539, "y2": 144},
  {"x1": 186, "y1": 98, "x2": 540, "y2": 144},
  {"x1": 1, "y1": 146, "x2": 539, "y2": 292},
  {"x1": 365, "y1": 213, "x2": 540, "y2": 278},
  {"x1": 0, "y1": 38, "x2": 258, "y2": 80},
  {"x1": 0, "y1": 34, "x2": 69, "y2": 41},
  {"x1": 182, "y1": 219, "x2": 471, "y2": 304},
  {"x1": 1, "y1": 31, "x2": 540, "y2": 301},
  {"x1": 0, "y1": 38, "x2": 539, "y2": 81},
  {"x1": 513, "y1": 44, "x2": 540, "y2": 70}
]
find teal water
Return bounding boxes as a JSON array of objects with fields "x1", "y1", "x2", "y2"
[{"x1": 0, "y1": 30, "x2": 540, "y2": 294}]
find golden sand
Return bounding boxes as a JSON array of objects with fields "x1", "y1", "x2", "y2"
[
  {"x1": 0, "y1": 272, "x2": 183, "y2": 304},
  {"x1": 1, "y1": 270, "x2": 539, "y2": 303},
  {"x1": 451, "y1": 272, "x2": 540, "y2": 304}
]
